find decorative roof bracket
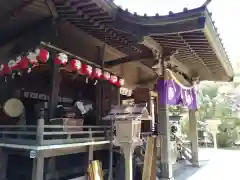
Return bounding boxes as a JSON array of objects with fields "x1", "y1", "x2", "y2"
[{"x1": 139, "y1": 36, "x2": 163, "y2": 55}]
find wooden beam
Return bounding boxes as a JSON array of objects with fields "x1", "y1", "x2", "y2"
[
  {"x1": 38, "y1": 144, "x2": 109, "y2": 158},
  {"x1": 139, "y1": 36, "x2": 162, "y2": 53},
  {"x1": 0, "y1": 0, "x2": 35, "y2": 24},
  {"x1": 0, "y1": 17, "x2": 53, "y2": 47},
  {"x1": 90, "y1": 0, "x2": 117, "y2": 17},
  {"x1": 104, "y1": 52, "x2": 152, "y2": 67},
  {"x1": 45, "y1": 0, "x2": 59, "y2": 19},
  {"x1": 139, "y1": 36, "x2": 175, "y2": 58},
  {"x1": 134, "y1": 62, "x2": 155, "y2": 75},
  {"x1": 137, "y1": 76, "x2": 158, "y2": 86}
]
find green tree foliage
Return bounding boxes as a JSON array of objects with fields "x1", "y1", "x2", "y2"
[
  {"x1": 169, "y1": 105, "x2": 182, "y2": 116},
  {"x1": 177, "y1": 82, "x2": 240, "y2": 147},
  {"x1": 180, "y1": 116, "x2": 189, "y2": 137},
  {"x1": 217, "y1": 121, "x2": 239, "y2": 147},
  {"x1": 201, "y1": 84, "x2": 219, "y2": 98},
  {"x1": 200, "y1": 82, "x2": 240, "y2": 147}
]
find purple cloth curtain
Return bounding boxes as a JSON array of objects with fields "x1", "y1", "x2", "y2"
[{"x1": 157, "y1": 79, "x2": 198, "y2": 110}]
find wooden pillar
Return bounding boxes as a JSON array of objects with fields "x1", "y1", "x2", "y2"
[
  {"x1": 149, "y1": 91, "x2": 157, "y2": 132},
  {"x1": 157, "y1": 72, "x2": 174, "y2": 179},
  {"x1": 189, "y1": 109, "x2": 199, "y2": 167},
  {"x1": 0, "y1": 148, "x2": 8, "y2": 180},
  {"x1": 96, "y1": 45, "x2": 105, "y2": 124},
  {"x1": 47, "y1": 53, "x2": 61, "y2": 177},
  {"x1": 157, "y1": 94, "x2": 173, "y2": 179},
  {"x1": 32, "y1": 157, "x2": 44, "y2": 180},
  {"x1": 133, "y1": 88, "x2": 151, "y2": 132},
  {"x1": 88, "y1": 139, "x2": 94, "y2": 180},
  {"x1": 88, "y1": 145, "x2": 94, "y2": 163},
  {"x1": 48, "y1": 61, "x2": 60, "y2": 120},
  {"x1": 36, "y1": 115, "x2": 44, "y2": 145}
]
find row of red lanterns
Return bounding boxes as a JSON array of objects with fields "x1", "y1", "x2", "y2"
[{"x1": 0, "y1": 48, "x2": 124, "y2": 87}]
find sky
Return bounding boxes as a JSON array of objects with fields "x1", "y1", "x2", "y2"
[{"x1": 114, "y1": 0, "x2": 240, "y2": 62}]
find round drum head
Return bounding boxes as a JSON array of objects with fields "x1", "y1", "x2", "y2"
[{"x1": 3, "y1": 98, "x2": 24, "y2": 117}]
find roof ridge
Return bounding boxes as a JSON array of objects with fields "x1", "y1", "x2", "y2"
[{"x1": 113, "y1": 2, "x2": 207, "y2": 18}]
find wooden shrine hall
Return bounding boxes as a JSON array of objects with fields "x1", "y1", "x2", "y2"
[{"x1": 0, "y1": 0, "x2": 234, "y2": 180}]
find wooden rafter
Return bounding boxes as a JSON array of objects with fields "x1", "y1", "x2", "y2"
[
  {"x1": 53, "y1": 0, "x2": 143, "y2": 54},
  {"x1": 104, "y1": 52, "x2": 152, "y2": 67},
  {"x1": 46, "y1": 0, "x2": 59, "y2": 19},
  {"x1": 0, "y1": 0, "x2": 35, "y2": 23},
  {"x1": 0, "y1": 17, "x2": 53, "y2": 47}
]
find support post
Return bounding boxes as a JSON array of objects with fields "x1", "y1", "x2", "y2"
[
  {"x1": 0, "y1": 148, "x2": 8, "y2": 180},
  {"x1": 96, "y1": 44, "x2": 105, "y2": 124},
  {"x1": 48, "y1": 61, "x2": 60, "y2": 120},
  {"x1": 47, "y1": 53, "x2": 61, "y2": 178},
  {"x1": 189, "y1": 109, "x2": 199, "y2": 167},
  {"x1": 157, "y1": 57, "x2": 174, "y2": 179},
  {"x1": 32, "y1": 157, "x2": 44, "y2": 180},
  {"x1": 88, "y1": 128, "x2": 94, "y2": 169},
  {"x1": 36, "y1": 117, "x2": 44, "y2": 145},
  {"x1": 133, "y1": 88, "x2": 151, "y2": 132},
  {"x1": 88, "y1": 145, "x2": 94, "y2": 180},
  {"x1": 212, "y1": 131, "x2": 217, "y2": 149},
  {"x1": 157, "y1": 94, "x2": 174, "y2": 179},
  {"x1": 121, "y1": 143, "x2": 135, "y2": 180},
  {"x1": 88, "y1": 145, "x2": 94, "y2": 164},
  {"x1": 116, "y1": 154, "x2": 125, "y2": 180}
]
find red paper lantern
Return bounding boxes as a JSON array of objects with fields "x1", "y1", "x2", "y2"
[
  {"x1": 8, "y1": 60, "x2": 18, "y2": 71},
  {"x1": 27, "y1": 52, "x2": 38, "y2": 66},
  {"x1": 1, "y1": 64, "x2": 11, "y2": 75},
  {"x1": 16, "y1": 56, "x2": 29, "y2": 70},
  {"x1": 81, "y1": 64, "x2": 93, "y2": 76},
  {"x1": 54, "y1": 53, "x2": 68, "y2": 65},
  {"x1": 35, "y1": 48, "x2": 49, "y2": 63},
  {"x1": 68, "y1": 59, "x2": 81, "y2": 71},
  {"x1": 116, "y1": 78, "x2": 125, "y2": 87},
  {"x1": 0, "y1": 64, "x2": 4, "y2": 76},
  {"x1": 103, "y1": 71, "x2": 110, "y2": 80},
  {"x1": 93, "y1": 68, "x2": 102, "y2": 78},
  {"x1": 110, "y1": 75, "x2": 118, "y2": 85}
]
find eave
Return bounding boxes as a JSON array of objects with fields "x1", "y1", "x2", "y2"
[
  {"x1": 203, "y1": 9, "x2": 233, "y2": 81},
  {"x1": 0, "y1": 0, "x2": 234, "y2": 87},
  {"x1": 51, "y1": 1, "x2": 233, "y2": 82}
]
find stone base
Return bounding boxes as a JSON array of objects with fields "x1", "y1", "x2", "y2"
[{"x1": 192, "y1": 163, "x2": 200, "y2": 167}]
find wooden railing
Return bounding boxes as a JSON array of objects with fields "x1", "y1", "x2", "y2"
[
  {"x1": 0, "y1": 123, "x2": 110, "y2": 146},
  {"x1": 171, "y1": 133, "x2": 192, "y2": 162},
  {"x1": 172, "y1": 133, "x2": 192, "y2": 155}
]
